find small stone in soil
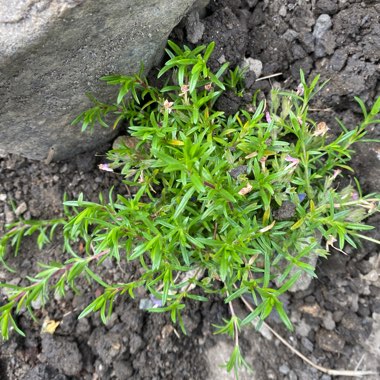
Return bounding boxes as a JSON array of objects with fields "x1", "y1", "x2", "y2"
[
  {"x1": 243, "y1": 57, "x2": 263, "y2": 78},
  {"x1": 363, "y1": 269, "x2": 379, "y2": 283},
  {"x1": 279, "y1": 363, "x2": 290, "y2": 375},
  {"x1": 295, "y1": 318, "x2": 312, "y2": 337},
  {"x1": 316, "y1": 329, "x2": 345, "y2": 353},
  {"x1": 301, "y1": 337, "x2": 314, "y2": 352},
  {"x1": 4, "y1": 205, "x2": 14, "y2": 224},
  {"x1": 15, "y1": 201, "x2": 27, "y2": 216},
  {"x1": 323, "y1": 311, "x2": 336, "y2": 331},
  {"x1": 185, "y1": 11, "x2": 205, "y2": 44}
]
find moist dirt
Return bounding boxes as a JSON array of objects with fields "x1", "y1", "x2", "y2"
[{"x1": 1, "y1": 1, "x2": 379, "y2": 379}]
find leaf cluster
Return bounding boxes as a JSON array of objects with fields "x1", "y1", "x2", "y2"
[{"x1": 0, "y1": 41, "x2": 379, "y2": 377}]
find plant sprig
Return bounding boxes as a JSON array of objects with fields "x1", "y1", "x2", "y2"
[{"x1": 0, "y1": 41, "x2": 379, "y2": 378}]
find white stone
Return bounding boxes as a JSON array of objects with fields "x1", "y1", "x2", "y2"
[{"x1": 243, "y1": 57, "x2": 263, "y2": 78}]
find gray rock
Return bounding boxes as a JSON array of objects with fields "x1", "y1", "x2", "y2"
[
  {"x1": 15, "y1": 201, "x2": 27, "y2": 216},
  {"x1": 282, "y1": 29, "x2": 299, "y2": 43},
  {"x1": 299, "y1": 32, "x2": 315, "y2": 53},
  {"x1": 0, "y1": 0, "x2": 198, "y2": 161},
  {"x1": 313, "y1": 14, "x2": 333, "y2": 40},
  {"x1": 185, "y1": 11, "x2": 205, "y2": 44},
  {"x1": 279, "y1": 5, "x2": 287, "y2": 17},
  {"x1": 279, "y1": 364, "x2": 290, "y2": 375},
  {"x1": 323, "y1": 311, "x2": 336, "y2": 331},
  {"x1": 330, "y1": 49, "x2": 348, "y2": 71},
  {"x1": 4, "y1": 204, "x2": 15, "y2": 224},
  {"x1": 243, "y1": 57, "x2": 263, "y2": 78},
  {"x1": 295, "y1": 319, "x2": 311, "y2": 337},
  {"x1": 301, "y1": 337, "x2": 314, "y2": 352},
  {"x1": 316, "y1": 329, "x2": 345, "y2": 353},
  {"x1": 313, "y1": 14, "x2": 335, "y2": 58},
  {"x1": 316, "y1": 0, "x2": 339, "y2": 15}
]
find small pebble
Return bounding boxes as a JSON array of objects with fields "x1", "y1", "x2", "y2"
[
  {"x1": 15, "y1": 201, "x2": 27, "y2": 216},
  {"x1": 363, "y1": 269, "x2": 379, "y2": 282},
  {"x1": 295, "y1": 319, "x2": 311, "y2": 337},
  {"x1": 333, "y1": 310, "x2": 344, "y2": 322},
  {"x1": 243, "y1": 57, "x2": 263, "y2": 78},
  {"x1": 279, "y1": 5, "x2": 287, "y2": 17},
  {"x1": 31, "y1": 296, "x2": 43, "y2": 310},
  {"x1": 59, "y1": 164, "x2": 68, "y2": 173},
  {"x1": 316, "y1": 329, "x2": 345, "y2": 353},
  {"x1": 301, "y1": 337, "x2": 314, "y2": 352},
  {"x1": 279, "y1": 364, "x2": 290, "y2": 375},
  {"x1": 0, "y1": 194, "x2": 7, "y2": 202},
  {"x1": 323, "y1": 311, "x2": 336, "y2": 331},
  {"x1": 139, "y1": 298, "x2": 154, "y2": 310},
  {"x1": 217, "y1": 54, "x2": 226, "y2": 64},
  {"x1": 4, "y1": 205, "x2": 15, "y2": 224}
]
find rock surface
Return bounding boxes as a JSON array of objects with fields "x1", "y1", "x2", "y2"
[{"x1": 0, "y1": 0, "x2": 198, "y2": 161}]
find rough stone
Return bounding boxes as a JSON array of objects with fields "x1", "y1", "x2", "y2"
[
  {"x1": 316, "y1": 329, "x2": 345, "y2": 353},
  {"x1": 0, "y1": 0, "x2": 198, "y2": 161},
  {"x1": 14, "y1": 201, "x2": 27, "y2": 216},
  {"x1": 295, "y1": 319, "x2": 312, "y2": 337},
  {"x1": 185, "y1": 11, "x2": 205, "y2": 44},
  {"x1": 329, "y1": 49, "x2": 348, "y2": 71},
  {"x1": 313, "y1": 14, "x2": 335, "y2": 57},
  {"x1": 279, "y1": 364, "x2": 290, "y2": 375},
  {"x1": 301, "y1": 337, "x2": 314, "y2": 352},
  {"x1": 314, "y1": 15, "x2": 333, "y2": 40},
  {"x1": 316, "y1": 0, "x2": 339, "y2": 15},
  {"x1": 243, "y1": 57, "x2": 263, "y2": 78},
  {"x1": 323, "y1": 311, "x2": 336, "y2": 331}
]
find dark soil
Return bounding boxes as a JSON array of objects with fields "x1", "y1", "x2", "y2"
[{"x1": 1, "y1": 1, "x2": 379, "y2": 379}]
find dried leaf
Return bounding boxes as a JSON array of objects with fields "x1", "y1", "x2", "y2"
[
  {"x1": 238, "y1": 183, "x2": 253, "y2": 196},
  {"x1": 259, "y1": 220, "x2": 276, "y2": 233},
  {"x1": 41, "y1": 318, "x2": 60, "y2": 335}
]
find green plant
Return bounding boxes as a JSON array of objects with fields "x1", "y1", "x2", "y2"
[{"x1": 1, "y1": 41, "x2": 379, "y2": 377}]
